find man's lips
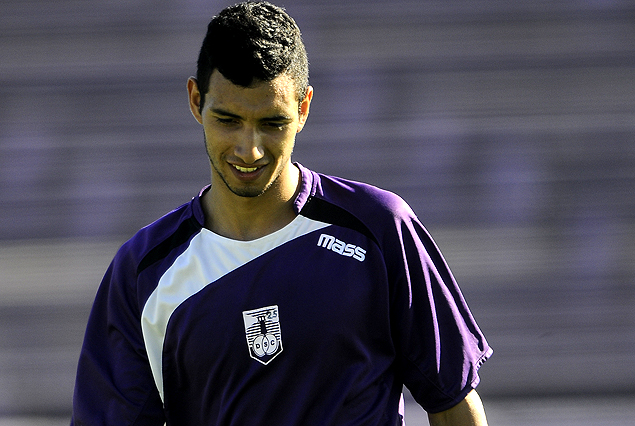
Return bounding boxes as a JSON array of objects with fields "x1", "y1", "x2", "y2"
[
  {"x1": 233, "y1": 165, "x2": 259, "y2": 173},
  {"x1": 229, "y1": 163, "x2": 267, "y2": 180}
]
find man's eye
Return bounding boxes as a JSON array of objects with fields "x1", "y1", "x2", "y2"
[
  {"x1": 265, "y1": 122, "x2": 285, "y2": 129},
  {"x1": 216, "y1": 117, "x2": 237, "y2": 125}
]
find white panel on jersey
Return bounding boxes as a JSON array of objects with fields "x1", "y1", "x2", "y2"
[{"x1": 141, "y1": 215, "x2": 330, "y2": 401}]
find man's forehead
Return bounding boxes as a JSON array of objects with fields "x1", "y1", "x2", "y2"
[
  {"x1": 205, "y1": 71, "x2": 299, "y2": 115},
  {"x1": 209, "y1": 70, "x2": 296, "y2": 94}
]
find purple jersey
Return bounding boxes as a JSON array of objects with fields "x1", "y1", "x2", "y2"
[{"x1": 71, "y1": 164, "x2": 491, "y2": 426}]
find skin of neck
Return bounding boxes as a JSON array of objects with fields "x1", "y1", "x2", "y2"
[{"x1": 203, "y1": 161, "x2": 301, "y2": 241}]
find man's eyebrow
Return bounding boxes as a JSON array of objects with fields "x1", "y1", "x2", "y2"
[
  {"x1": 211, "y1": 108, "x2": 292, "y2": 122},
  {"x1": 211, "y1": 108, "x2": 241, "y2": 118},
  {"x1": 262, "y1": 114, "x2": 293, "y2": 122}
]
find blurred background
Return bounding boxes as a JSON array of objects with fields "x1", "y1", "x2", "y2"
[{"x1": 1, "y1": 0, "x2": 634, "y2": 424}]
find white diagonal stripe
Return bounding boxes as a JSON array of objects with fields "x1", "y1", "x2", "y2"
[{"x1": 141, "y1": 216, "x2": 329, "y2": 400}]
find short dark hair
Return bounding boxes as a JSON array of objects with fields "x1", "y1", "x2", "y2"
[{"x1": 195, "y1": 1, "x2": 309, "y2": 109}]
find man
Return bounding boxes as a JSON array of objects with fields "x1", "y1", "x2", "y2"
[{"x1": 71, "y1": 2, "x2": 492, "y2": 425}]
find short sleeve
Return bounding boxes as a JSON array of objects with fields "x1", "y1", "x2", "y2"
[
  {"x1": 387, "y1": 208, "x2": 492, "y2": 413},
  {"x1": 71, "y1": 247, "x2": 165, "y2": 426}
]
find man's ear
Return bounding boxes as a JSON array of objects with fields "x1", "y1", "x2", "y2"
[
  {"x1": 297, "y1": 85, "x2": 313, "y2": 133},
  {"x1": 187, "y1": 77, "x2": 204, "y2": 124}
]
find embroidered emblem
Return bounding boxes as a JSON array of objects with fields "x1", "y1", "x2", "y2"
[{"x1": 242, "y1": 305, "x2": 283, "y2": 365}]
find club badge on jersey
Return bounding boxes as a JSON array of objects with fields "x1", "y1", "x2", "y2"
[{"x1": 243, "y1": 305, "x2": 283, "y2": 365}]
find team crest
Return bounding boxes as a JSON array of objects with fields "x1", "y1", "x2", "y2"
[{"x1": 242, "y1": 305, "x2": 283, "y2": 365}]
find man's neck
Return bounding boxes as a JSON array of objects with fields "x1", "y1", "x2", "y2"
[{"x1": 202, "y1": 164, "x2": 301, "y2": 241}]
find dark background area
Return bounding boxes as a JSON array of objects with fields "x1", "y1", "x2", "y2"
[{"x1": 1, "y1": 0, "x2": 634, "y2": 419}]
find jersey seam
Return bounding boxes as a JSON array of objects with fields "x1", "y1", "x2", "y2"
[
  {"x1": 130, "y1": 390, "x2": 163, "y2": 426},
  {"x1": 402, "y1": 353, "x2": 469, "y2": 413}
]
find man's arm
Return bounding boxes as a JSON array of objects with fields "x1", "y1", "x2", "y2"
[{"x1": 427, "y1": 390, "x2": 488, "y2": 426}]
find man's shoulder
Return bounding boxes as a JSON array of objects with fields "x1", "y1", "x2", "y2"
[
  {"x1": 115, "y1": 197, "x2": 203, "y2": 272},
  {"x1": 310, "y1": 170, "x2": 413, "y2": 219},
  {"x1": 299, "y1": 168, "x2": 416, "y2": 246}
]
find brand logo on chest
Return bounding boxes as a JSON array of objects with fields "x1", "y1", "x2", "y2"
[
  {"x1": 317, "y1": 233, "x2": 366, "y2": 262},
  {"x1": 242, "y1": 305, "x2": 283, "y2": 365}
]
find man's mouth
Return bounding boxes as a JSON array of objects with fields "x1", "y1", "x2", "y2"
[{"x1": 233, "y1": 165, "x2": 259, "y2": 173}]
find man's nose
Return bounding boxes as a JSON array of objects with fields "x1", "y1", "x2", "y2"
[{"x1": 234, "y1": 127, "x2": 265, "y2": 163}]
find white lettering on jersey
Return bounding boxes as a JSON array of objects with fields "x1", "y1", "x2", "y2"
[{"x1": 317, "y1": 234, "x2": 366, "y2": 262}]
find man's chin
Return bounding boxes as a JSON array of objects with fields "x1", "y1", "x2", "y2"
[
  {"x1": 211, "y1": 161, "x2": 283, "y2": 199},
  {"x1": 228, "y1": 186, "x2": 266, "y2": 198},
  {"x1": 225, "y1": 177, "x2": 272, "y2": 198},
  {"x1": 212, "y1": 167, "x2": 267, "y2": 198}
]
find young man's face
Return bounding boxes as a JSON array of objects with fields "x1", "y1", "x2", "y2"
[{"x1": 188, "y1": 70, "x2": 312, "y2": 199}]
